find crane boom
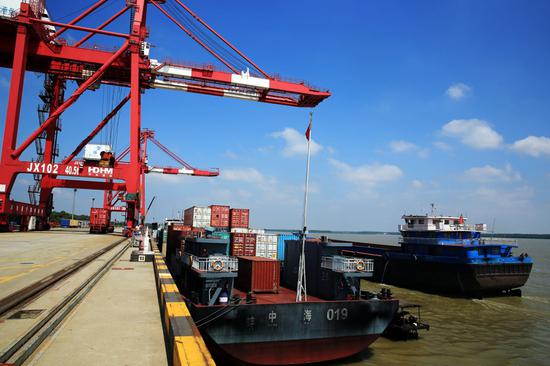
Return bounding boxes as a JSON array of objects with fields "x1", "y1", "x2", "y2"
[{"x1": 0, "y1": 0, "x2": 330, "y2": 231}]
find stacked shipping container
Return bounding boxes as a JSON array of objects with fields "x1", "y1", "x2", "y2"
[
  {"x1": 277, "y1": 234, "x2": 299, "y2": 261},
  {"x1": 183, "y1": 206, "x2": 211, "y2": 228},
  {"x1": 230, "y1": 227, "x2": 265, "y2": 234},
  {"x1": 166, "y1": 223, "x2": 205, "y2": 263},
  {"x1": 210, "y1": 205, "x2": 230, "y2": 228},
  {"x1": 181, "y1": 204, "x2": 301, "y2": 261},
  {"x1": 255, "y1": 234, "x2": 278, "y2": 259},
  {"x1": 229, "y1": 208, "x2": 249, "y2": 228},
  {"x1": 230, "y1": 233, "x2": 256, "y2": 256}
]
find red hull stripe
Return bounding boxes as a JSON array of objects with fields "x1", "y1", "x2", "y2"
[{"x1": 218, "y1": 334, "x2": 379, "y2": 365}]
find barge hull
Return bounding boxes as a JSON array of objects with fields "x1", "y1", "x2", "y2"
[
  {"x1": 215, "y1": 334, "x2": 378, "y2": 365},
  {"x1": 190, "y1": 297, "x2": 398, "y2": 365},
  {"x1": 374, "y1": 256, "x2": 532, "y2": 295}
]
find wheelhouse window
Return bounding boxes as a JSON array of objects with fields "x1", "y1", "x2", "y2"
[
  {"x1": 444, "y1": 220, "x2": 449, "y2": 224},
  {"x1": 418, "y1": 219, "x2": 425, "y2": 224}
]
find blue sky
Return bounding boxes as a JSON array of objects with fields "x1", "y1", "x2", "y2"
[{"x1": 1, "y1": 0, "x2": 549, "y2": 233}]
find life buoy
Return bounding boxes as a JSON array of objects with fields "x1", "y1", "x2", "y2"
[
  {"x1": 356, "y1": 260, "x2": 366, "y2": 271},
  {"x1": 211, "y1": 259, "x2": 224, "y2": 271}
]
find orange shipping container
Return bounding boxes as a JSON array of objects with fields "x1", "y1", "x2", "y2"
[
  {"x1": 210, "y1": 205, "x2": 230, "y2": 228},
  {"x1": 230, "y1": 233, "x2": 256, "y2": 256},
  {"x1": 230, "y1": 208, "x2": 249, "y2": 228},
  {"x1": 236, "y1": 256, "x2": 280, "y2": 293},
  {"x1": 172, "y1": 223, "x2": 192, "y2": 231}
]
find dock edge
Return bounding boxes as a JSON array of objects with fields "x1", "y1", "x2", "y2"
[{"x1": 152, "y1": 244, "x2": 216, "y2": 366}]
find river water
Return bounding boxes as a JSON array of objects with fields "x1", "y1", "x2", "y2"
[{"x1": 318, "y1": 233, "x2": 550, "y2": 366}]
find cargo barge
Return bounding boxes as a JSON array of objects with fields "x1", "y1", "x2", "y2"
[
  {"x1": 164, "y1": 218, "x2": 398, "y2": 365},
  {"x1": 347, "y1": 214, "x2": 533, "y2": 296}
]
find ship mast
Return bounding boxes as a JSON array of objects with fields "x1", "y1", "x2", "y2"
[{"x1": 296, "y1": 112, "x2": 313, "y2": 302}]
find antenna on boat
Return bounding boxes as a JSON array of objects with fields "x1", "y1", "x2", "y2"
[
  {"x1": 430, "y1": 203, "x2": 435, "y2": 215},
  {"x1": 296, "y1": 112, "x2": 313, "y2": 302}
]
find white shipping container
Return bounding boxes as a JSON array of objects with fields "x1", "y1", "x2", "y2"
[
  {"x1": 184, "y1": 206, "x2": 211, "y2": 228},
  {"x1": 230, "y1": 227, "x2": 249, "y2": 234},
  {"x1": 84, "y1": 144, "x2": 111, "y2": 161},
  {"x1": 255, "y1": 234, "x2": 278, "y2": 259},
  {"x1": 230, "y1": 227, "x2": 266, "y2": 234}
]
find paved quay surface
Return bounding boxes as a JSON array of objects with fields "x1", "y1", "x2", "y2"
[
  {"x1": 0, "y1": 241, "x2": 128, "y2": 353},
  {"x1": 0, "y1": 230, "x2": 211, "y2": 366},
  {"x1": 26, "y1": 245, "x2": 168, "y2": 366},
  {"x1": 0, "y1": 230, "x2": 124, "y2": 299}
]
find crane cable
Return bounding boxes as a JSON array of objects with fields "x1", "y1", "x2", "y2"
[
  {"x1": 164, "y1": 0, "x2": 256, "y2": 75},
  {"x1": 98, "y1": 85, "x2": 122, "y2": 152}
]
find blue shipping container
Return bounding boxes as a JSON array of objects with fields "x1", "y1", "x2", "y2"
[
  {"x1": 277, "y1": 234, "x2": 299, "y2": 261},
  {"x1": 59, "y1": 218, "x2": 70, "y2": 228}
]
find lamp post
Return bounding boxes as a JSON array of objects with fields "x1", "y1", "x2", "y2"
[{"x1": 71, "y1": 189, "x2": 77, "y2": 220}]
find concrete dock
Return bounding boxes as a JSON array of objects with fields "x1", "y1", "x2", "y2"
[
  {"x1": 0, "y1": 231, "x2": 124, "y2": 299},
  {"x1": 0, "y1": 230, "x2": 213, "y2": 366}
]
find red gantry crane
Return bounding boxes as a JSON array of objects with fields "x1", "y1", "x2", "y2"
[
  {"x1": 0, "y1": 0, "x2": 330, "y2": 232},
  {"x1": 104, "y1": 128, "x2": 219, "y2": 222}
]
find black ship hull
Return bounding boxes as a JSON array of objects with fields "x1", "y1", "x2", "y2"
[
  {"x1": 189, "y1": 297, "x2": 398, "y2": 365},
  {"x1": 369, "y1": 254, "x2": 533, "y2": 295}
]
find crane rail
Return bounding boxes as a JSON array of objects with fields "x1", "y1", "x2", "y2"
[{"x1": 0, "y1": 237, "x2": 129, "y2": 365}]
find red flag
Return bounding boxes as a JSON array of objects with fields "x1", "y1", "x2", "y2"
[{"x1": 305, "y1": 121, "x2": 312, "y2": 141}]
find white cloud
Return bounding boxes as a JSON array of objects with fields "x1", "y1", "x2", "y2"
[
  {"x1": 417, "y1": 149, "x2": 430, "y2": 159},
  {"x1": 390, "y1": 140, "x2": 429, "y2": 158},
  {"x1": 223, "y1": 150, "x2": 238, "y2": 159},
  {"x1": 433, "y1": 141, "x2": 451, "y2": 151},
  {"x1": 329, "y1": 158, "x2": 403, "y2": 189},
  {"x1": 390, "y1": 140, "x2": 417, "y2": 153},
  {"x1": 221, "y1": 168, "x2": 267, "y2": 185},
  {"x1": 221, "y1": 167, "x2": 303, "y2": 204},
  {"x1": 411, "y1": 179, "x2": 424, "y2": 189},
  {"x1": 441, "y1": 119, "x2": 503, "y2": 149},
  {"x1": 465, "y1": 163, "x2": 521, "y2": 183},
  {"x1": 470, "y1": 186, "x2": 534, "y2": 209},
  {"x1": 271, "y1": 127, "x2": 322, "y2": 157},
  {"x1": 510, "y1": 136, "x2": 550, "y2": 157},
  {"x1": 445, "y1": 83, "x2": 471, "y2": 101}
]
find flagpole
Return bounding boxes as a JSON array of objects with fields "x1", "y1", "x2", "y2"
[{"x1": 296, "y1": 111, "x2": 313, "y2": 302}]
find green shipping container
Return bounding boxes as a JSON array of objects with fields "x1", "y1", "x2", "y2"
[{"x1": 212, "y1": 232, "x2": 230, "y2": 240}]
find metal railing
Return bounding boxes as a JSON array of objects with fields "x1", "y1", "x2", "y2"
[
  {"x1": 399, "y1": 224, "x2": 480, "y2": 232},
  {"x1": 401, "y1": 237, "x2": 517, "y2": 246},
  {"x1": 321, "y1": 256, "x2": 373, "y2": 273},
  {"x1": 189, "y1": 255, "x2": 238, "y2": 273}
]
